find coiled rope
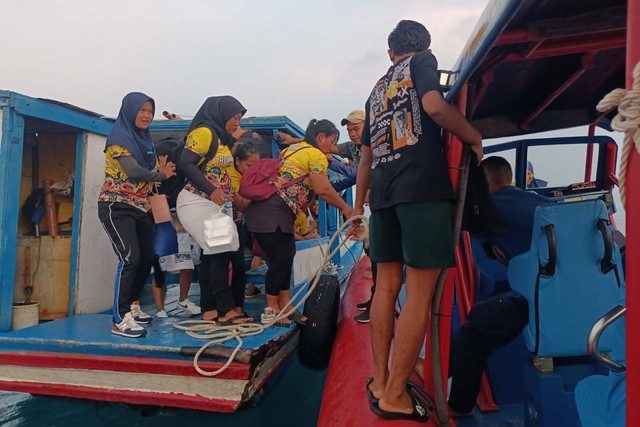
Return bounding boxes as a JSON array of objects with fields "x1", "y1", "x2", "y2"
[
  {"x1": 596, "y1": 61, "x2": 640, "y2": 206},
  {"x1": 173, "y1": 214, "x2": 369, "y2": 377}
]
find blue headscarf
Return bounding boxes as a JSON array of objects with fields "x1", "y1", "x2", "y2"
[
  {"x1": 526, "y1": 161, "x2": 548, "y2": 188},
  {"x1": 105, "y1": 92, "x2": 157, "y2": 170}
]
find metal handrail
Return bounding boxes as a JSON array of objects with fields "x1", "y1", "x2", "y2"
[{"x1": 587, "y1": 304, "x2": 626, "y2": 373}]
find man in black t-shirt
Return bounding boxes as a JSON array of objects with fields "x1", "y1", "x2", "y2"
[{"x1": 352, "y1": 20, "x2": 483, "y2": 422}]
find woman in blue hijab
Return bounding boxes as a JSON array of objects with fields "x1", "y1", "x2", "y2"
[
  {"x1": 98, "y1": 92, "x2": 176, "y2": 338},
  {"x1": 526, "y1": 161, "x2": 548, "y2": 189}
]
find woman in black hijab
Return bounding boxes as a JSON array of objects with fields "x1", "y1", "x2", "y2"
[
  {"x1": 98, "y1": 92, "x2": 176, "y2": 338},
  {"x1": 176, "y1": 96, "x2": 253, "y2": 325}
]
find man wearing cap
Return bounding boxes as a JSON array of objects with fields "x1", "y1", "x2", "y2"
[{"x1": 326, "y1": 109, "x2": 366, "y2": 192}]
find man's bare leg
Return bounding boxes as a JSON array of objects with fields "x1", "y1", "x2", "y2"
[
  {"x1": 379, "y1": 266, "x2": 439, "y2": 414},
  {"x1": 369, "y1": 261, "x2": 404, "y2": 400}
]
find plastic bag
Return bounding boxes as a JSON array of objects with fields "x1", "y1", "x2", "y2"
[
  {"x1": 203, "y1": 211, "x2": 239, "y2": 254},
  {"x1": 152, "y1": 221, "x2": 179, "y2": 256}
]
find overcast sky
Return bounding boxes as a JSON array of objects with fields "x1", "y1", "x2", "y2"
[{"x1": 1, "y1": 0, "x2": 488, "y2": 129}]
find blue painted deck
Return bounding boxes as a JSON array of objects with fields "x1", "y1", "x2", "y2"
[{"x1": 0, "y1": 274, "x2": 289, "y2": 361}]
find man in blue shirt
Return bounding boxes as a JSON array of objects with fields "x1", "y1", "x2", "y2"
[{"x1": 448, "y1": 156, "x2": 549, "y2": 416}]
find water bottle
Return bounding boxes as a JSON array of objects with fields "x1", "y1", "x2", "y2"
[{"x1": 221, "y1": 191, "x2": 233, "y2": 217}]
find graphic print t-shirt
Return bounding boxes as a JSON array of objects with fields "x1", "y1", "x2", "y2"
[
  {"x1": 361, "y1": 51, "x2": 455, "y2": 211},
  {"x1": 99, "y1": 145, "x2": 158, "y2": 212},
  {"x1": 183, "y1": 127, "x2": 234, "y2": 199}
]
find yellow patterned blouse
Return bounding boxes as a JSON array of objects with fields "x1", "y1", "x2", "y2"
[
  {"x1": 98, "y1": 145, "x2": 158, "y2": 212},
  {"x1": 183, "y1": 127, "x2": 234, "y2": 199},
  {"x1": 274, "y1": 142, "x2": 328, "y2": 216}
]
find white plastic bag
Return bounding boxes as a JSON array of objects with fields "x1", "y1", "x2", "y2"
[{"x1": 203, "y1": 211, "x2": 239, "y2": 254}]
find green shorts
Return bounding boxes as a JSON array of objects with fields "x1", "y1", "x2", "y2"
[{"x1": 369, "y1": 201, "x2": 455, "y2": 269}]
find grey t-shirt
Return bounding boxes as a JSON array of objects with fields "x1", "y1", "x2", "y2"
[{"x1": 336, "y1": 140, "x2": 362, "y2": 167}]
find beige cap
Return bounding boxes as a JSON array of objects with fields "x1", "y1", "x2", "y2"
[{"x1": 340, "y1": 110, "x2": 365, "y2": 126}]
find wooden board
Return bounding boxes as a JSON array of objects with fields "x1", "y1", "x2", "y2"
[{"x1": 13, "y1": 236, "x2": 71, "y2": 319}]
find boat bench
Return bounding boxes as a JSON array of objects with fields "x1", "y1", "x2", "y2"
[{"x1": 507, "y1": 199, "x2": 624, "y2": 425}]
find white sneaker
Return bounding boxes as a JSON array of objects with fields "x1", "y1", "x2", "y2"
[
  {"x1": 130, "y1": 301, "x2": 153, "y2": 324},
  {"x1": 155, "y1": 309, "x2": 168, "y2": 318},
  {"x1": 177, "y1": 298, "x2": 201, "y2": 315},
  {"x1": 112, "y1": 312, "x2": 147, "y2": 338}
]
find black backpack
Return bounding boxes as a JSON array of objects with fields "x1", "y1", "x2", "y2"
[{"x1": 156, "y1": 132, "x2": 218, "y2": 208}]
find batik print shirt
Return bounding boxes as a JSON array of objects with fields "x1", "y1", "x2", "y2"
[
  {"x1": 183, "y1": 127, "x2": 233, "y2": 199},
  {"x1": 99, "y1": 145, "x2": 158, "y2": 212},
  {"x1": 274, "y1": 142, "x2": 328, "y2": 216}
]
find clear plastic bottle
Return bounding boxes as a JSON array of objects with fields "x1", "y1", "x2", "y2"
[{"x1": 221, "y1": 191, "x2": 233, "y2": 217}]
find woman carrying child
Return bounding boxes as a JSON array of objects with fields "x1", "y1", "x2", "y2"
[
  {"x1": 244, "y1": 119, "x2": 352, "y2": 326},
  {"x1": 176, "y1": 96, "x2": 253, "y2": 325}
]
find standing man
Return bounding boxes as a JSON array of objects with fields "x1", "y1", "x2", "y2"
[{"x1": 352, "y1": 20, "x2": 483, "y2": 421}]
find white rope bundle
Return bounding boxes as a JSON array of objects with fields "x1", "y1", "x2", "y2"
[
  {"x1": 173, "y1": 214, "x2": 370, "y2": 376},
  {"x1": 595, "y1": 61, "x2": 640, "y2": 206}
]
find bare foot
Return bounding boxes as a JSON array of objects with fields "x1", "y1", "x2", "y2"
[{"x1": 203, "y1": 310, "x2": 218, "y2": 321}]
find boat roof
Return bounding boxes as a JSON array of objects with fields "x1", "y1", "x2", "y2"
[{"x1": 447, "y1": 0, "x2": 627, "y2": 138}]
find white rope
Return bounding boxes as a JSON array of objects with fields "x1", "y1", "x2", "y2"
[
  {"x1": 595, "y1": 61, "x2": 640, "y2": 206},
  {"x1": 173, "y1": 214, "x2": 370, "y2": 376}
]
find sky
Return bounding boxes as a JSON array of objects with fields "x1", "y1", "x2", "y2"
[{"x1": 0, "y1": 0, "x2": 489, "y2": 129}]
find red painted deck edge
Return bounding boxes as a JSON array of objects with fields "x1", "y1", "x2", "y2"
[
  {"x1": 319, "y1": 258, "x2": 436, "y2": 426},
  {"x1": 0, "y1": 351, "x2": 249, "y2": 380},
  {"x1": 0, "y1": 381, "x2": 239, "y2": 413}
]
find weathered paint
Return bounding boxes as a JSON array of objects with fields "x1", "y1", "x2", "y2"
[
  {"x1": 75, "y1": 132, "x2": 116, "y2": 314},
  {"x1": 67, "y1": 132, "x2": 86, "y2": 315},
  {"x1": 0, "y1": 106, "x2": 25, "y2": 332}
]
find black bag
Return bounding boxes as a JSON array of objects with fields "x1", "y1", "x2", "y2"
[
  {"x1": 462, "y1": 160, "x2": 503, "y2": 236},
  {"x1": 156, "y1": 131, "x2": 218, "y2": 208}
]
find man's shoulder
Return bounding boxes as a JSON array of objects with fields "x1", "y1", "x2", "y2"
[{"x1": 493, "y1": 186, "x2": 549, "y2": 204}]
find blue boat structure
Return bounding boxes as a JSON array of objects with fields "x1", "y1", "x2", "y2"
[
  {"x1": 320, "y1": 0, "x2": 637, "y2": 425},
  {"x1": 0, "y1": 92, "x2": 363, "y2": 413}
]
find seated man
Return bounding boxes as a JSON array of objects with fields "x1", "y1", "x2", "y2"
[{"x1": 448, "y1": 156, "x2": 550, "y2": 416}]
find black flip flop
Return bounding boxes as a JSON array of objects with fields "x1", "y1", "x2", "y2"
[
  {"x1": 215, "y1": 314, "x2": 251, "y2": 326},
  {"x1": 366, "y1": 377, "x2": 379, "y2": 405},
  {"x1": 406, "y1": 380, "x2": 436, "y2": 411},
  {"x1": 370, "y1": 395, "x2": 429, "y2": 423},
  {"x1": 290, "y1": 310, "x2": 307, "y2": 326}
]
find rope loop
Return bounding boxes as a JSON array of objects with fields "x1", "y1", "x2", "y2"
[
  {"x1": 595, "y1": 61, "x2": 640, "y2": 206},
  {"x1": 174, "y1": 215, "x2": 370, "y2": 376}
]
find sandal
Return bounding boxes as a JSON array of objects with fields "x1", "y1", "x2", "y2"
[
  {"x1": 366, "y1": 377, "x2": 380, "y2": 405},
  {"x1": 370, "y1": 395, "x2": 429, "y2": 422},
  {"x1": 245, "y1": 287, "x2": 262, "y2": 299},
  {"x1": 289, "y1": 309, "x2": 307, "y2": 326},
  {"x1": 215, "y1": 314, "x2": 253, "y2": 326}
]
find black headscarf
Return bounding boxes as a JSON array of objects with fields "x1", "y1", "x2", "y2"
[
  {"x1": 188, "y1": 96, "x2": 247, "y2": 147},
  {"x1": 105, "y1": 92, "x2": 157, "y2": 170}
]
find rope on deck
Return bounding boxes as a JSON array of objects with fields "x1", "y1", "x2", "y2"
[
  {"x1": 596, "y1": 61, "x2": 640, "y2": 206},
  {"x1": 173, "y1": 214, "x2": 369, "y2": 377}
]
